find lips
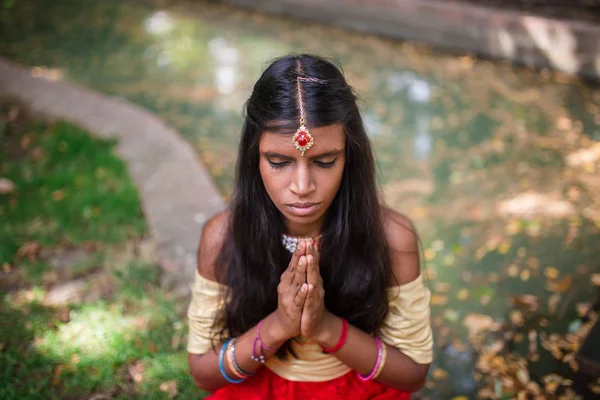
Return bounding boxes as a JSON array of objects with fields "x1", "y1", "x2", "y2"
[{"x1": 286, "y1": 203, "x2": 319, "y2": 217}]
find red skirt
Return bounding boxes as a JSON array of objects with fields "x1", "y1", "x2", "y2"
[{"x1": 207, "y1": 367, "x2": 411, "y2": 400}]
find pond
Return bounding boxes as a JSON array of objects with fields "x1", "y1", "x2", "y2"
[{"x1": 1, "y1": 0, "x2": 599, "y2": 397}]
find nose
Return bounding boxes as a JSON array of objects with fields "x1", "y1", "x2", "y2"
[{"x1": 289, "y1": 164, "x2": 315, "y2": 196}]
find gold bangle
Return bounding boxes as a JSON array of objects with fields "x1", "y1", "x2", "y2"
[{"x1": 372, "y1": 342, "x2": 387, "y2": 379}]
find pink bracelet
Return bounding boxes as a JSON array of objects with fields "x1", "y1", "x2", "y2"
[
  {"x1": 357, "y1": 337, "x2": 383, "y2": 381},
  {"x1": 257, "y1": 319, "x2": 277, "y2": 351},
  {"x1": 251, "y1": 319, "x2": 276, "y2": 363}
]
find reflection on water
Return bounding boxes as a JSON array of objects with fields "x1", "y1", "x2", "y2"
[{"x1": 1, "y1": 0, "x2": 599, "y2": 397}]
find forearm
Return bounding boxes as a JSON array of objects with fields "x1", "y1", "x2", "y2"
[
  {"x1": 317, "y1": 314, "x2": 429, "y2": 392},
  {"x1": 188, "y1": 311, "x2": 288, "y2": 391}
]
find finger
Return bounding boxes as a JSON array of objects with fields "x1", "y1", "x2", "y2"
[
  {"x1": 305, "y1": 284, "x2": 315, "y2": 308},
  {"x1": 284, "y1": 240, "x2": 305, "y2": 285},
  {"x1": 307, "y1": 239, "x2": 320, "y2": 275},
  {"x1": 293, "y1": 283, "x2": 309, "y2": 307},
  {"x1": 307, "y1": 254, "x2": 318, "y2": 287},
  {"x1": 292, "y1": 256, "x2": 307, "y2": 287}
]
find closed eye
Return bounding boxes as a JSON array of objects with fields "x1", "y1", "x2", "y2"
[
  {"x1": 268, "y1": 160, "x2": 290, "y2": 169},
  {"x1": 314, "y1": 159, "x2": 337, "y2": 168}
]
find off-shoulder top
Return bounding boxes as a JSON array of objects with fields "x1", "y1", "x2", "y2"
[{"x1": 187, "y1": 271, "x2": 433, "y2": 382}]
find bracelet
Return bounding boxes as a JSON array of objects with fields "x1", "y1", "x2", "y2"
[
  {"x1": 322, "y1": 318, "x2": 348, "y2": 353},
  {"x1": 251, "y1": 319, "x2": 276, "y2": 363},
  {"x1": 229, "y1": 339, "x2": 254, "y2": 378},
  {"x1": 372, "y1": 341, "x2": 387, "y2": 379},
  {"x1": 219, "y1": 339, "x2": 245, "y2": 384},
  {"x1": 257, "y1": 319, "x2": 277, "y2": 351},
  {"x1": 225, "y1": 341, "x2": 245, "y2": 380},
  {"x1": 356, "y1": 337, "x2": 383, "y2": 381}
]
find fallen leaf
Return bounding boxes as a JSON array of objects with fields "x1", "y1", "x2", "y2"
[
  {"x1": 434, "y1": 282, "x2": 451, "y2": 293},
  {"x1": 544, "y1": 267, "x2": 559, "y2": 280},
  {"x1": 548, "y1": 275, "x2": 572, "y2": 293},
  {"x1": 507, "y1": 264, "x2": 519, "y2": 277},
  {"x1": 511, "y1": 294, "x2": 539, "y2": 312},
  {"x1": 129, "y1": 361, "x2": 144, "y2": 383},
  {"x1": 52, "y1": 190, "x2": 65, "y2": 201},
  {"x1": 159, "y1": 380, "x2": 178, "y2": 399},
  {"x1": 548, "y1": 294, "x2": 561, "y2": 314},
  {"x1": 16, "y1": 241, "x2": 41, "y2": 261},
  {"x1": 52, "y1": 365, "x2": 64, "y2": 385},
  {"x1": 430, "y1": 294, "x2": 448, "y2": 306},
  {"x1": 463, "y1": 313, "x2": 497, "y2": 337},
  {"x1": 0, "y1": 178, "x2": 15, "y2": 194},
  {"x1": 432, "y1": 368, "x2": 449, "y2": 380},
  {"x1": 457, "y1": 288, "x2": 469, "y2": 301}
]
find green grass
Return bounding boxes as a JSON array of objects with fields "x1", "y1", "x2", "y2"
[
  {"x1": 0, "y1": 110, "x2": 201, "y2": 399},
  {"x1": 0, "y1": 119, "x2": 146, "y2": 264}
]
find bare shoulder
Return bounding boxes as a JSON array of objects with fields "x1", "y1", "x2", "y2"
[
  {"x1": 381, "y1": 207, "x2": 421, "y2": 286},
  {"x1": 197, "y1": 210, "x2": 230, "y2": 281}
]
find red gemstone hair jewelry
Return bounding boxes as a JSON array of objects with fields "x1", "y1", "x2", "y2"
[{"x1": 292, "y1": 75, "x2": 320, "y2": 156}]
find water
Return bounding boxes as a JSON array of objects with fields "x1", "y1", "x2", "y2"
[{"x1": 2, "y1": 0, "x2": 599, "y2": 397}]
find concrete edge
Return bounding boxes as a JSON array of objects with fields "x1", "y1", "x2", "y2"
[{"x1": 0, "y1": 57, "x2": 225, "y2": 298}]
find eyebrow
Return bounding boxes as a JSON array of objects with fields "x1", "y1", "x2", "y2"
[{"x1": 261, "y1": 149, "x2": 343, "y2": 161}]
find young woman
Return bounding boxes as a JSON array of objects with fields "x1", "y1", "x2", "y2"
[{"x1": 187, "y1": 54, "x2": 433, "y2": 399}]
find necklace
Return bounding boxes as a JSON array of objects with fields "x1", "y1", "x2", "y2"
[{"x1": 281, "y1": 234, "x2": 323, "y2": 254}]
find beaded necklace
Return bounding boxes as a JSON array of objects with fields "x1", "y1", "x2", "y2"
[{"x1": 281, "y1": 234, "x2": 323, "y2": 254}]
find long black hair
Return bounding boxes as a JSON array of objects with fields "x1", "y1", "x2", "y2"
[{"x1": 215, "y1": 54, "x2": 392, "y2": 355}]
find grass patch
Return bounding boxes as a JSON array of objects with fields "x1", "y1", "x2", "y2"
[
  {"x1": 0, "y1": 106, "x2": 201, "y2": 399},
  {"x1": 0, "y1": 108, "x2": 146, "y2": 264}
]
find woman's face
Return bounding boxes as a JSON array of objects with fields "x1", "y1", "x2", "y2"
[{"x1": 259, "y1": 123, "x2": 346, "y2": 237}]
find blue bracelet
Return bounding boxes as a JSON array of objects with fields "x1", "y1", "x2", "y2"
[{"x1": 219, "y1": 338, "x2": 245, "y2": 384}]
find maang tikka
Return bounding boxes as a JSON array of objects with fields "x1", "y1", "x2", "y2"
[{"x1": 292, "y1": 76, "x2": 326, "y2": 156}]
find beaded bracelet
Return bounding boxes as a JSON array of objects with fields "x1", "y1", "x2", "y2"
[
  {"x1": 322, "y1": 318, "x2": 348, "y2": 353},
  {"x1": 251, "y1": 319, "x2": 276, "y2": 364},
  {"x1": 219, "y1": 338, "x2": 245, "y2": 384},
  {"x1": 357, "y1": 337, "x2": 384, "y2": 381}
]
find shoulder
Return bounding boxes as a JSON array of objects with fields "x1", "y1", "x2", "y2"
[
  {"x1": 197, "y1": 210, "x2": 231, "y2": 281},
  {"x1": 381, "y1": 207, "x2": 421, "y2": 286}
]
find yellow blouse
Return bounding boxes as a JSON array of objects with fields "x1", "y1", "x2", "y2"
[{"x1": 187, "y1": 271, "x2": 433, "y2": 382}]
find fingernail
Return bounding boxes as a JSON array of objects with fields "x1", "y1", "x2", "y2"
[
  {"x1": 308, "y1": 284, "x2": 314, "y2": 290},
  {"x1": 299, "y1": 257, "x2": 305, "y2": 265},
  {"x1": 301, "y1": 284, "x2": 307, "y2": 292}
]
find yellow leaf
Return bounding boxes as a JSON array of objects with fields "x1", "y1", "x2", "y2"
[
  {"x1": 457, "y1": 289, "x2": 469, "y2": 301},
  {"x1": 432, "y1": 368, "x2": 449, "y2": 380},
  {"x1": 424, "y1": 248, "x2": 435, "y2": 261},
  {"x1": 544, "y1": 267, "x2": 559, "y2": 280},
  {"x1": 430, "y1": 294, "x2": 448, "y2": 306},
  {"x1": 520, "y1": 269, "x2": 531, "y2": 281},
  {"x1": 592, "y1": 273, "x2": 600, "y2": 286},
  {"x1": 159, "y1": 380, "x2": 178, "y2": 399},
  {"x1": 434, "y1": 282, "x2": 450, "y2": 293},
  {"x1": 507, "y1": 264, "x2": 519, "y2": 277},
  {"x1": 498, "y1": 240, "x2": 510, "y2": 254}
]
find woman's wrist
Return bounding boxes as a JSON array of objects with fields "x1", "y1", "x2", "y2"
[
  {"x1": 263, "y1": 312, "x2": 294, "y2": 345},
  {"x1": 314, "y1": 313, "x2": 343, "y2": 348}
]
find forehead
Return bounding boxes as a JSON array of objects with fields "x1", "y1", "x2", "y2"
[{"x1": 259, "y1": 123, "x2": 345, "y2": 154}]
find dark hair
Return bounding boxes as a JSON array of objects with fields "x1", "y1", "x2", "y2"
[{"x1": 215, "y1": 54, "x2": 392, "y2": 356}]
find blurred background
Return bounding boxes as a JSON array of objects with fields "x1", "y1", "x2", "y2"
[{"x1": 1, "y1": 0, "x2": 599, "y2": 399}]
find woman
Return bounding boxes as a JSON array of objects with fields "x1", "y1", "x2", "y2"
[{"x1": 187, "y1": 54, "x2": 433, "y2": 399}]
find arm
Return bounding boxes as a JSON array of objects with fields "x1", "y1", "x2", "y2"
[
  {"x1": 188, "y1": 213, "x2": 310, "y2": 391},
  {"x1": 301, "y1": 212, "x2": 431, "y2": 392}
]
